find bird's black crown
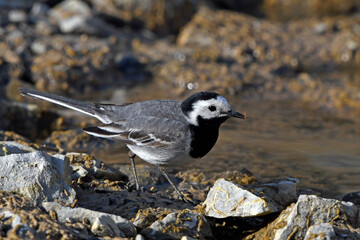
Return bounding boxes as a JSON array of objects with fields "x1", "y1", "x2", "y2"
[{"x1": 181, "y1": 92, "x2": 219, "y2": 115}]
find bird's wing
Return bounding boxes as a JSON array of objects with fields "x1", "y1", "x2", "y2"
[{"x1": 83, "y1": 116, "x2": 188, "y2": 148}]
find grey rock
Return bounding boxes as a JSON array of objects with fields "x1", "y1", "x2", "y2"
[
  {"x1": 314, "y1": 22, "x2": 328, "y2": 34},
  {"x1": 0, "y1": 141, "x2": 34, "y2": 156},
  {"x1": 49, "y1": 0, "x2": 113, "y2": 36},
  {"x1": 50, "y1": 0, "x2": 92, "y2": 22},
  {"x1": 251, "y1": 195, "x2": 360, "y2": 240},
  {"x1": 58, "y1": 15, "x2": 87, "y2": 33},
  {"x1": 141, "y1": 210, "x2": 212, "y2": 240},
  {"x1": 135, "y1": 234, "x2": 145, "y2": 240},
  {"x1": 8, "y1": 10, "x2": 27, "y2": 23},
  {"x1": 31, "y1": 41, "x2": 47, "y2": 55},
  {"x1": 180, "y1": 237, "x2": 197, "y2": 240},
  {"x1": 304, "y1": 223, "x2": 335, "y2": 240},
  {"x1": 91, "y1": 215, "x2": 125, "y2": 237},
  {"x1": 204, "y1": 178, "x2": 298, "y2": 218},
  {"x1": 49, "y1": 0, "x2": 91, "y2": 34},
  {"x1": 67, "y1": 152, "x2": 128, "y2": 182},
  {"x1": 71, "y1": 165, "x2": 89, "y2": 180},
  {"x1": 111, "y1": 0, "x2": 198, "y2": 36},
  {"x1": 30, "y1": 2, "x2": 49, "y2": 17},
  {"x1": 0, "y1": 150, "x2": 76, "y2": 205},
  {"x1": 42, "y1": 201, "x2": 136, "y2": 237},
  {"x1": 0, "y1": 208, "x2": 34, "y2": 238}
]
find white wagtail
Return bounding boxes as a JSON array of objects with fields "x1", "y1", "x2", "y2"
[{"x1": 19, "y1": 88, "x2": 245, "y2": 202}]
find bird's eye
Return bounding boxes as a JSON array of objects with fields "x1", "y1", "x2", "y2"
[{"x1": 208, "y1": 105, "x2": 217, "y2": 112}]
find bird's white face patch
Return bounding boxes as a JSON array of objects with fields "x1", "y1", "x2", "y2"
[{"x1": 185, "y1": 96, "x2": 232, "y2": 126}]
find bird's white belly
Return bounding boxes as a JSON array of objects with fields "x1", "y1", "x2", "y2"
[{"x1": 127, "y1": 145, "x2": 192, "y2": 167}]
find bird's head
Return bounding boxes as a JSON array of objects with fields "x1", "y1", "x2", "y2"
[{"x1": 181, "y1": 92, "x2": 245, "y2": 126}]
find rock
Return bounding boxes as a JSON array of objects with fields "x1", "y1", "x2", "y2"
[
  {"x1": 91, "y1": 0, "x2": 198, "y2": 35},
  {"x1": 136, "y1": 234, "x2": 145, "y2": 240},
  {"x1": 30, "y1": 40, "x2": 47, "y2": 55},
  {"x1": 141, "y1": 209, "x2": 212, "y2": 239},
  {"x1": 0, "y1": 208, "x2": 35, "y2": 238},
  {"x1": 181, "y1": 236, "x2": 197, "y2": 240},
  {"x1": 50, "y1": 0, "x2": 92, "y2": 23},
  {"x1": 133, "y1": 208, "x2": 169, "y2": 229},
  {"x1": 30, "y1": 2, "x2": 49, "y2": 17},
  {"x1": 71, "y1": 165, "x2": 89, "y2": 180},
  {"x1": 91, "y1": 215, "x2": 125, "y2": 237},
  {"x1": 42, "y1": 201, "x2": 136, "y2": 237},
  {"x1": 247, "y1": 195, "x2": 360, "y2": 240},
  {"x1": 304, "y1": 223, "x2": 335, "y2": 240},
  {"x1": 0, "y1": 191, "x2": 92, "y2": 239},
  {"x1": 49, "y1": 0, "x2": 113, "y2": 36},
  {"x1": 8, "y1": 10, "x2": 27, "y2": 23},
  {"x1": 67, "y1": 152, "x2": 128, "y2": 182},
  {"x1": 0, "y1": 141, "x2": 34, "y2": 156},
  {"x1": 0, "y1": 150, "x2": 76, "y2": 205},
  {"x1": 204, "y1": 178, "x2": 298, "y2": 218}
]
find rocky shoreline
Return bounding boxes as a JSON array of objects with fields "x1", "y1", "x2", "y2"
[
  {"x1": 0, "y1": 140, "x2": 359, "y2": 239},
  {"x1": 1, "y1": 0, "x2": 360, "y2": 239}
]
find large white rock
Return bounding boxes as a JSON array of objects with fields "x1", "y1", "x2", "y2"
[
  {"x1": 42, "y1": 201, "x2": 136, "y2": 237},
  {"x1": 250, "y1": 195, "x2": 360, "y2": 239},
  {"x1": 203, "y1": 178, "x2": 298, "y2": 218},
  {"x1": 0, "y1": 150, "x2": 75, "y2": 205}
]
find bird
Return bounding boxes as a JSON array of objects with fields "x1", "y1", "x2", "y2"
[{"x1": 19, "y1": 87, "x2": 245, "y2": 202}]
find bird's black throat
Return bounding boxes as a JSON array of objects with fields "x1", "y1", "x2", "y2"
[{"x1": 189, "y1": 116, "x2": 229, "y2": 158}]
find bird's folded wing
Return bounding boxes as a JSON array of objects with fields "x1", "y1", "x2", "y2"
[{"x1": 82, "y1": 116, "x2": 188, "y2": 148}]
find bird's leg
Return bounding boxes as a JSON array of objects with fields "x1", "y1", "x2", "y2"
[
  {"x1": 128, "y1": 151, "x2": 140, "y2": 191},
  {"x1": 157, "y1": 166, "x2": 190, "y2": 203}
]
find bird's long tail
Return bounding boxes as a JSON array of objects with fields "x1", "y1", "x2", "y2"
[{"x1": 19, "y1": 87, "x2": 109, "y2": 123}]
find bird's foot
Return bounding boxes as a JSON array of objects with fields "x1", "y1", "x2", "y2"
[
  {"x1": 176, "y1": 191, "x2": 196, "y2": 205},
  {"x1": 128, "y1": 183, "x2": 146, "y2": 193}
]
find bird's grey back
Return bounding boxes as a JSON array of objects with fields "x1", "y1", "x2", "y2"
[{"x1": 103, "y1": 100, "x2": 186, "y2": 122}]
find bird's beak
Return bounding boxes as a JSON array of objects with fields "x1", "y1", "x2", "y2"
[{"x1": 228, "y1": 110, "x2": 246, "y2": 119}]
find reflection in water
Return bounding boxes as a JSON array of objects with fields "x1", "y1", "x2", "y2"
[{"x1": 96, "y1": 89, "x2": 360, "y2": 198}]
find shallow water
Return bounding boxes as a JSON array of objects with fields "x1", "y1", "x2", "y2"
[{"x1": 96, "y1": 86, "x2": 360, "y2": 198}]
